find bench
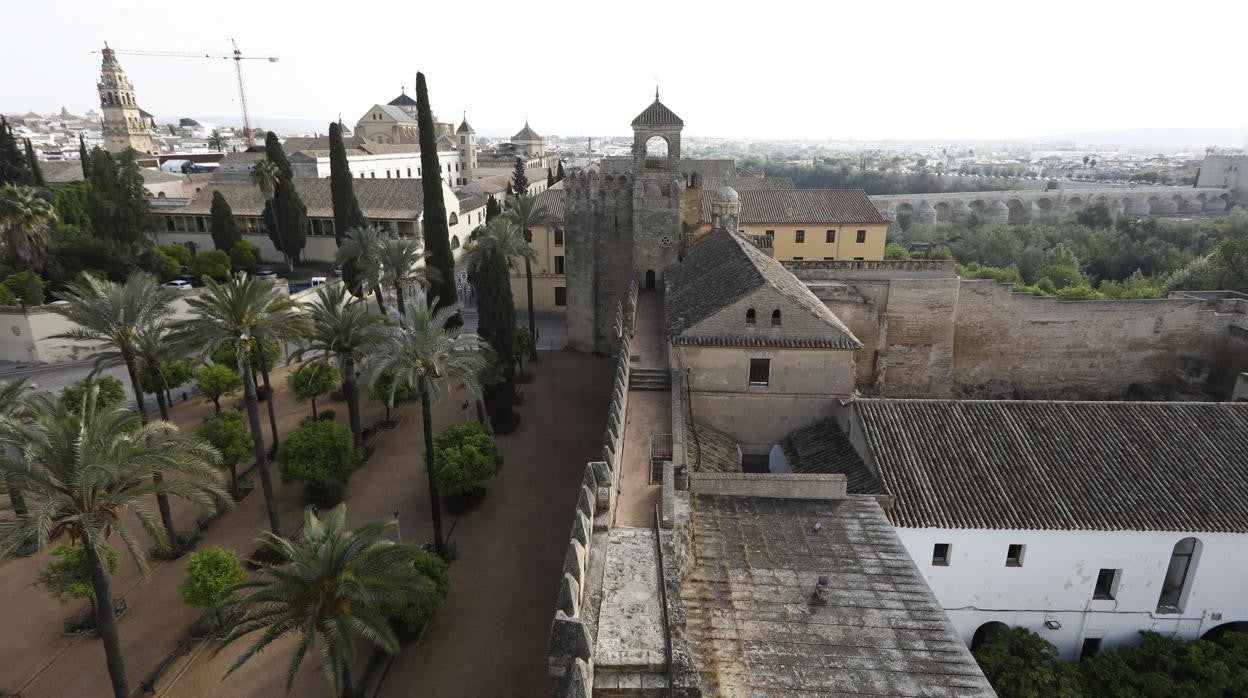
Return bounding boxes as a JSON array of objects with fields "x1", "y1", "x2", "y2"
[{"x1": 140, "y1": 638, "x2": 191, "y2": 694}]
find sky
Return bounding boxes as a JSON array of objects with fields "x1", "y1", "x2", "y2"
[{"x1": 5, "y1": 0, "x2": 1248, "y2": 142}]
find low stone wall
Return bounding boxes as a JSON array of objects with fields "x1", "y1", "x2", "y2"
[{"x1": 548, "y1": 276, "x2": 638, "y2": 696}]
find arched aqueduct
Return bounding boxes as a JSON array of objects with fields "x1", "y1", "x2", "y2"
[{"x1": 871, "y1": 186, "x2": 1233, "y2": 224}]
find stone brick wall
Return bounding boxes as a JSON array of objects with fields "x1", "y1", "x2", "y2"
[
  {"x1": 566, "y1": 173, "x2": 635, "y2": 353},
  {"x1": 688, "y1": 472, "x2": 848, "y2": 499},
  {"x1": 794, "y1": 263, "x2": 1247, "y2": 399}
]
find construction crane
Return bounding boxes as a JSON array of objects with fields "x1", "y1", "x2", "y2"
[{"x1": 93, "y1": 40, "x2": 278, "y2": 148}]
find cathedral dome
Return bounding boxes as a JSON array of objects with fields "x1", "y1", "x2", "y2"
[{"x1": 712, "y1": 186, "x2": 740, "y2": 204}]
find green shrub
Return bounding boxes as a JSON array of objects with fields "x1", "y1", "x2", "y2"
[
  {"x1": 36, "y1": 542, "x2": 119, "y2": 605},
  {"x1": 160, "y1": 244, "x2": 192, "y2": 268},
  {"x1": 382, "y1": 549, "x2": 451, "y2": 643},
  {"x1": 4, "y1": 271, "x2": 43, "y2": 305},
  {"x1": 369, "y1": 366, "x2": 417, "y2": 405},
  {"x1": 432, "y1": 421, "x2": 503, "y2": 496},
  {"x1": 60, "y1": 376, "x2": 126, "y2": 414},
  {"x1": 211, "y1": 337, "x2": 279, "y2": 374},
  {"x1": 884, "y1": 242, "x2": 910, "y2": 260},
  {"x1": 193, "y1": 363, "x2": 242, "y2": 412},
  {"x1": 277, "y1": 419, "x2": 361, "y2": 486},
  {"x1": 139, "y1": 360, "x2": 191, "y2": 396},
  {"x1": 197, "y1": 410, "x2": 252, "y2": 472},
  {"x1": 0, "y1": 284, "x2": 17, "y2": 306},
  {"x1": 190, "y1": 249, "x2": 231, "y2": 281},
  {"x1": 287, "y1": 359, "x2": 340, "y2": 418},
  {"x1": 181, "y1": 546, "x2": 246, "y2": 637},
  {"x1": 229, "y1": 241, "x2": 261, "y2": 271}
]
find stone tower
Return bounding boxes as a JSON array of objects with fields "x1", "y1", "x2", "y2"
[
  {"x1": 97, "y1": 45, "x2": 155, "y2": 155},
  {"x1": 457, "y1": 113, "x2": 476, "y2": 184},
  {"x1": 566, "y1": 93, "x2": 687, "y2": 353}
]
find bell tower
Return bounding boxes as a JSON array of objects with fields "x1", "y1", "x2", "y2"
[
  {"x1": 630, "y1": 90, "x2": 684, "y2": 291},
  {"x1": 97, "y1": 45, "x2": 155, "y2": 155}
]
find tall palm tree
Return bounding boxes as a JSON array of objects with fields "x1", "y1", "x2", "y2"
[
  {"x1": 365, "y1": 288, "x2": 486, "y2": 557},
  {"x1": 170, "y1": 273, "x2": 309, "y2": 535},
  {"x1": 0, "y1": 379, "x2": 32, "y2": 533},
  {"x1": 220, "y1": 504, "x2": 434, "y2": 697},
  {"x1": 207, "y1": 130, "x2": 227, "y2": 152},
  {"x1": 0, "y1": 183, "x2": 57, "y2": 305},
  {"x1": 0, "y1": 386, "x2": 230, "y2": 698},
  {"x1": 376, "y1": 236, "x2": 438, "y2": 324},
  {"x1": 250, "y1": 158, "x2": 289, "y2": 271},
  {"x1": 293, "y1": 283, "x2": 386, "y2": 448},
  {"x1": 50, "y1": 272, "x2": 183, "y2": 551},
  {"x1": 335, "y1": 225, "x2": 388, "y2": 314},
  {"x1": 501, "y1": 193, "x2": 548, "y2": 361},
  {"x1": 135, "y1": 319, "x2": 182, "y2": 421}
]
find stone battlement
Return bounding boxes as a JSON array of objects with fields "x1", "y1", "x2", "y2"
[{"x1": 785, "y1": 259, "x2": 956, "y2": 272}]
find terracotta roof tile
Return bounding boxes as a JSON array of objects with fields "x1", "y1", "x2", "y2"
[
  {"x1": 737, "y1": 188, "x2": 887, "y2": 225},
  {"x1": 782, "y1": 418, "x2": 884, "y2": 494},
  {"x1": 854, "y1": 399, "x2": 1248, "y2": 531},
  {"x1": 631, "y1": 97, "x2": 683, "y2": 127}
]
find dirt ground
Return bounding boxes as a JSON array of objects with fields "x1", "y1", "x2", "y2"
[{"x1": 0, "y1": 348, "x2": 609, "y2": 698}]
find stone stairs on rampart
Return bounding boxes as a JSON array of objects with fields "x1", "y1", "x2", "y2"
[{"x1": 628, "y1": 368, "x2": 670, "y2": 391}]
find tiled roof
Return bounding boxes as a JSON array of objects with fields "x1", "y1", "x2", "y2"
[
  {"x1": 854, "y1": 399, "x2": 1248, "y2": 532},
  {"x1": 685, "y1": 418, "x2": 744, "y2": 474},
  {"x1": 781, "y1": 418, "x2": 883, "y2": 494},
  {"x1": 665, "y1": 230, "x2": 862, "y2": 349},
  {"x1": 455, "y1": 191, "x2": 488, "y2": 212},
  {"x1": 512, "y1": 122, "x2": 541, "y2": 141},
  {"x1": 631, "y1": 97, "x2": 683, "y2": 127},
  {"x1": 737, "y1": 189, "x2": 887, "y2": 225},
  {"x1": 387, "y1": 91, "x2": 417, "y2": 107},
  {"x1": 457, "y1": 119, "x2": 474, "y2": 134},
  {"x1": 40, "y1": 160, "x2": 85, "y2": 183},
  {"x1": 534, "y1": 185, "x2": 565, "y2": 222},
  {"x1": 462, "y1": 173, "x2": 511, "y2": 197},
  {"x1": 701, "y1": 176, "x2": 794, "y2": 191},
  {"x1": 683, "y1": 494, "x2": 994, "y2": 697},
  {"x1": 373, "y1": 104, "x2": 417, "y2": 124},
  {"x1": 165, "y1": 179, "x2": 427, "y2": 220}
]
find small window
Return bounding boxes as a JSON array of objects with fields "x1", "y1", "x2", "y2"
[
  {"x1": 823, "y1": 257, "x2": 834, "y2": 260},
  {"x1": 554, "y1": 229, "x2": 564, "y2": 246},
  {"x1": 407, "y1": 168, "x2": 412, "y2": 177},
  {"x1": 386, "y1": 170, "x2": 391, "y2": 178},
  {"x1": 765, "y1": 229, "x2": 775, "y2": 235},
  {"x1": 1094, "y1": 569, "x2": 1120, "y2": 600},
  {"x1": 771, "y1": 309, "x2": 781, "y2": 327},
  {"x1": 795, "y1": 230, "x2": 805, "y2": 243},
  {"x1": 745, "y1": 308, "x2": 756, "y2": 325},
  {"x1": 853, "y1": 257, "x2": 864, "y2": 261},
  {"x1": 748, "y1": 358, "x2": 770, "y2": 386},
  {"x1": 554, "y1": 286, "x2": 566, "y2": 306},
  {"x1": 554, "y1": 256, "x2": 565, "y2": 274},
  {"x1": 792, "y1": 256, "x2": 804, "y2": 260},
  {"x1": 932, "y1": 543, "x2": 950, "y2": 566},
  {"x1": 1006, "y1": 544, "x2": 1025, "y2": 567},
  {"x1": 1080, "y1": 638, "x2": 1102, "y2": 661},
  {"x1": 826, "y1": 229, "x2": 836, "y2": 243},
  {"x1": 856, "y1": 229, "x2": 867, "y2": 243}
]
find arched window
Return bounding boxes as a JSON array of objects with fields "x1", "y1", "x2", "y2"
[
  {"x1": 746, "y1": 308, "x2": 756, "y2": 325},
  {"x1": 449, "y1": 212, "x2": 459, "y2": 225},
  {"x1": 771, "y1": 309, "x2": 782, "y2": 326},
  {"x1": 1158, "y1": 537, "x2": 1201, "y2": 613},
  {"x1": 451, "y1": 235, "x2": 460, "y2": 250}
]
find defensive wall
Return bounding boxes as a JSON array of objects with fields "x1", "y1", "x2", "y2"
[
  {"x1": 790, "y1": 261, "x2": 1248, "y2": 399},
  {"x1": 870, "y1": 185, "x2": 1232, "y2": 224}
]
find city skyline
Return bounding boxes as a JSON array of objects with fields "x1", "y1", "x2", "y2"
[{"x1": 5, "y1": 0, "x2": 1248, "y2": 142}]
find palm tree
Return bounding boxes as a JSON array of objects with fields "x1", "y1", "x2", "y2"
[
  {"x1": 250, "y1": 158, "x2": 289, "y2": 271},
  {"x1": 170, "y1": 273, "x2": 309, "y2": 535},
  {"x1": 335, "y1": 225, "x2": 388, "y2": 314},
  {"x1": 0, "y1": 379, "x2": 32, "y2": 534},
  {"x1": 220, "y1": 504, "x2": 434, "y2": 697},
  {"x1": 293, "y1": 284, "x2": 386, "y2": 448},
  {"x1": 0, "y1": 386, "x2": 230, "y2": 698},
  {"x1": 207, "y1": 130, "x2": 227, "y2": 152},
  {"x1": 0, "y1": 183, "x2": 57, "y2": 305},
  {"x1": 135, "y1": 319, "x2": 183, "y2": 421},
  {"x1": 376, "y1": 236, "x2": 438, "y2": 324},
  {"x1": 365, "y1": 288, "x2": 486, "y2": 557},
  {"x1": 501, "y1": 194, "x2": 547, "y2": 361},
  {"x1": 50, "y1": 272, "x2": 184, "y2": 551}
]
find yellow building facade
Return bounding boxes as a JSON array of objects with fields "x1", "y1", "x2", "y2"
[
  {"x1": 740, "y1": 222, "x2": 889, "y2": 261},
  {"x1": 508, "y1": 184, "x2": 568, "y2": 312},
  {"x1": 733, "y1": 189, "x2": 889, "y2": 262}
]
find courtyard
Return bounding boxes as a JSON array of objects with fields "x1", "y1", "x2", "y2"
[{"x1": 0, "y1": 348, "x2": 609, "y2": 697}]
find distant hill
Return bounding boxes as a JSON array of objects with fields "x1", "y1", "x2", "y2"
[
  {"x1": 157, "y1": 115, "x2": 331, "y2": 136},
  {"x1": 1037, "y1": 128, "x2": 1246, "y2": 148}
]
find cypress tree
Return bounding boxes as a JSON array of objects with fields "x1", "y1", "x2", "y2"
[
  {"x1": 415, "y1": 72, "x2": 457, "y2": 320},
  {"x1": 0, "y1": 117, "x2": 32, "y2": 186},
  {"x1": 512, "y1": 158, "x2": 528, "y2": 198},
  {"x1": 485, "y1": 195, "x2": 501, "y2": 223},
  {"x1": 546, "y1": 167, "x2": 554, "y2": 188},
  {"x1": 556, "y1": 160, "x2": 565, "y2": 182},
  {"x1": 24, "y1": 139, "x2": 44, "y2": 186},
  {"x1": 209, "y1": 191, "x2": 241, "y2": 252},
  {"x1": 78, "y1": 135, "x2": 91, "y2": 180},
  {"x1": 469, "y1": 247, "x2": 517, "y2": 431},
  {"x1": 88, "y1": 148, "x2": 151, "y2": 245},
  {"x1": 328, "y1": 121, "x2": 366, "y2": 294},
  {"x1": 263, "y1": 132, "x2": 307, "y2": 269}
]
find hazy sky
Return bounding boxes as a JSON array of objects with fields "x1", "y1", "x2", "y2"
[{"x1": 6, "y1": 0, "x2": 1247, "y2": 141}]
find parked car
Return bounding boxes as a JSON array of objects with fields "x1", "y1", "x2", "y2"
[
  {"x1": 332, "y1": 266, "x2": 343, "y2": 277},
  {"x1": 310, "y1": 276, "x2": 327, "y2": 287},
  {"x1": 162, "y1": 279, "x2": 192, "y2": 290},
  {"x1": 255, "y1": 269, "x2": 278, "y2": 279}
]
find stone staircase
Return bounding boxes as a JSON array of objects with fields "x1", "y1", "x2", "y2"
[{"x1": 628, "y1": 368, "x2": 671, "y2": 391}]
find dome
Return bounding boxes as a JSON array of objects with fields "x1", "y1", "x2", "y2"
[{"x1": 712, "y1": 186, "x2": 740, "y2": 203}]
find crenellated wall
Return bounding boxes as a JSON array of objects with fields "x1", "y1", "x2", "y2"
[{"x1": 548, "y1": 277, "x2": 638, "y2": 696}]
